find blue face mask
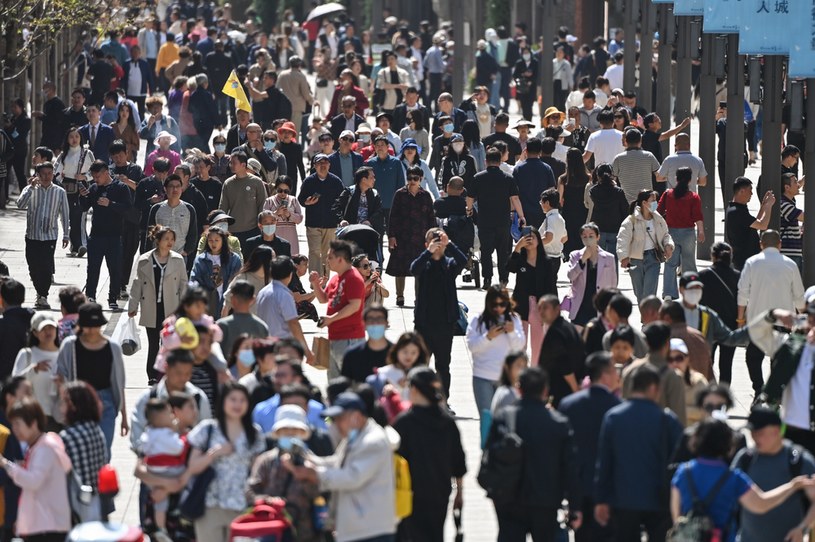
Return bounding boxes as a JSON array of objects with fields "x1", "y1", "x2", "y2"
[
  {"x1": 443, "y1": 123, "x2": 454, "y2": 133},
  {"x1": 348, "y1": 428, "x2": 360, "y2": 443},
  {"x1": 366, "y1": 324, "x2": 386, "y2": 340},
  {"x1": 277, "y1": 436, "x2": 293, "y2": 451},
  {"x1": 214, "y1": 144, "x2": 226, "y2": 153},
  {"x1": 264, "y1": 141, "x2": 276, "y2": 151},
  {"x1": 649, "y1": 201, "x2": 658, "y2": 213},
  {"x1": 237, "y1": 349, "x2": 255, "y2": 367}
]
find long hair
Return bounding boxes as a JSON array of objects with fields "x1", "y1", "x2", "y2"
[
  {"x1": 477, "y1": 285, "x2": 517, "y2": 329},
  {"x1": 499, "y1": 351, "x2": 528, "y2": 387},
  {"x1": 461, "y1": 119, "x2": 481, "y2": 146},
  {"x1": 385, "y1": 332, "x2": 430, "y2": 371},
  {"x1": 216, "y1": 381, "x2": 258, "y2": 446},
  {"x1": 593, "y1": 163, "x2": 617, "y2": 186},
  {"x1": 238, "y1": 245, "x2": 273, "y2": 284},
  {"x1": 60, "y1": 126, "x2": 82, "y2": 158},
  {"x1": 116, "y1": 101, "x2": 136, "y2": 131},
  {"x1": 204, "y1": 227, "x2": 232, "y2": 267},
  {"x1": 562, "y1": 147, "x2": 590, "y2": 187}
]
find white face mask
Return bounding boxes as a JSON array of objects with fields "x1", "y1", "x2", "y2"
[
  {"x1": 523, "y1": 54, "x2": 531, "y2": 62},
  {"x1": 451, "y1": 142, "x2": 464, "y2": 153},
  {"x1": 682, "y1": 289, "x2": 703, "y2": 306},
  {"x1": 262, "y1": 224, "x2": 277, "y2": 236}
]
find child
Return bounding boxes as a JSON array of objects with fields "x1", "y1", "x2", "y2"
[
  {"x1": 365, "y1": 332, "x2": 429, "y2": 422},
  {"x1": 139, "y1": 398, "x2": 188, "y2": 542},
  {"x1": 57, "y1": 286, "x2": 86, "y2": 341},
  {"x1": 168, "y1": 391, "x2": 197, "y2": 434}
]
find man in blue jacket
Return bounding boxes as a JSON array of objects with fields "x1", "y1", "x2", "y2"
[
  {"x1": 594, "y1": 363, "x2": 683, "y2": 541},
  {"x1": 512, "y1": 138, "x2": 555, "y2": 228},
  {"x1": 78, "y1": 104, "x2": 115, "y2": 163},
  {"x1": 365, "y1": 136, "x2": 405, "y2": 232},
  {"x1": 328, "y1": 130, "x2": 364, "y2": 187},
  {"x1": 559, "y1": 351, "x2": 621, "y2": 542}
]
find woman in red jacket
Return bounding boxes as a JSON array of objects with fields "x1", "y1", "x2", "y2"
[{"x1": 658, "y1": 166, "x2": 704, "y2": 299}]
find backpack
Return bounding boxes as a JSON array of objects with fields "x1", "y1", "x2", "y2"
[
  {"x1": 668, "y1": 468, "x2": 732, "y2": 542},
  {"x1": 735, "y1": 445, "x2": 809, "y2": 512},
  {"x1": 477, "y1": 405, "x2": 524, "y2": 506},
  {"x1": 453, "y1": 302, "x2": 469, "y2": 336},
  {"x1": 393, "y1": 453, "x2": 412, "y2": 520}
]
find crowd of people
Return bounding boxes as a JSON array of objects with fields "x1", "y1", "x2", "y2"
[{"x1": 0, "y1": 2, "x2": 811, "y2": 542}]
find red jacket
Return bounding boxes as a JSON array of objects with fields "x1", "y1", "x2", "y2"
[{"x1": 327, "y1": 85, "x2": 369, "y2": 118}]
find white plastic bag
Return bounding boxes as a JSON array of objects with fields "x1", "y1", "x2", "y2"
[{"x1": 111, "y1": 316, "x2": 141, "y2": 356}]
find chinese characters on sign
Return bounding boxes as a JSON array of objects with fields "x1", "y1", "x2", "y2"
[{"x1": 739, "y1": 0, "x2": 792, "y2": 54}]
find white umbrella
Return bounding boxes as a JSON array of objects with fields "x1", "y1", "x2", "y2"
[{"x1": 306, "y1": 2, "x2": 346, "y2": 22}]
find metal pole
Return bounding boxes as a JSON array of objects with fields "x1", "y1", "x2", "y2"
[
  {"x1": 698, "y1": 33, "x2": 717, "y2": 258},
  {"x1": 724, "y1": 34, "x2": 745, "y2": 208},
  {"x1": 637, "y1": 0, "x2": 654, "y2": 112},
  {"x1": 762, "y1": 55, "x2": 784, "y2": 230},
  {"x1": 371, "y1": 1, "x2": 383, "y2": 37},
  {"x1": 804, "y1": 79, "x2": 815, "y2": 285},
  {"x1": 675, "y1": 16, "x2": 692, "y2": 126},
  {"x1": 451, "y1": 0, "x2": 464, "y2": 103},
  {"x1": 538, "y1": 0, "x2": 555, "y2": 112},
  {"x1": 656, "y1": 5, "x2": 673, "y2": 159},
  {"x1": 622, "y1": 0, "x2": 638, "y2": 92}
]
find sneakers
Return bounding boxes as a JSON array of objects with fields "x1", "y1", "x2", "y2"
[
  {"x1": 153, "y1": 529, "x2": 173, "y2": 542},
  {"x1": 87, "y1": 297, "x2": 96, "y2": 304},
  {"x1": 119, "y1": 288, "x2": 129, "y2": 300},
  {"x1": 66, "y1": 251, "x2": 78, "y2": 257},
  {"x1": 76, "y1": 246, "x2": 87, "y2": 257},
  {"x1": 34, "y1": 296, "x2": 50, "y2": 310},
  {"x1": 109, "y1": 302, "x2": 121, "y2": 312},
  {"x1": 396, "y1": 296, "x2": 405, "y2": 307}
]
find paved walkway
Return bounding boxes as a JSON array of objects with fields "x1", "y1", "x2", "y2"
[{"x1": 0, "y1": 109, "x2": 781, "y2": 539}]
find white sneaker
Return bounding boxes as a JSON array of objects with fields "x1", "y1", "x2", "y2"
[{"x1": 152, "y1": 529, "x2": 172, "y2": 542}]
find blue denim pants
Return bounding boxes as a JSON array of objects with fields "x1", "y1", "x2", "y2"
[
  {"x1": 663, "y1": 227, "x2": 697, "y2": 299},
  {"x1": 473, "y1": 376, "x2": 499, "y2": 419},
  {"x1": 629, "y1": 249, "x2": 661, "y2": 302}
]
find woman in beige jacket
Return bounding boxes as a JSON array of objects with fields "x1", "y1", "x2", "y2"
[
  {"x1": 128, "y1": 225, "x2": 188, "y2": 381},
  {"x1": 616, "y1": 189, "x2": 675, "y2": 302}
]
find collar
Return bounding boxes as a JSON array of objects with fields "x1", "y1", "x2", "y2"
[
  {"x1": 676, "y1": 150, "x2": 692, "y2": 155},
  {"x1": 763, "y1": 247, "x2": 781, "y2": 255},
  {"x1": 545, "y1": 209, "x2": 560, "y2": 218}
]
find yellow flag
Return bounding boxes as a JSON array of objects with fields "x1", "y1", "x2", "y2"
[{"x1": 222, "y1": 70, "x2": 252, "y2": 113}]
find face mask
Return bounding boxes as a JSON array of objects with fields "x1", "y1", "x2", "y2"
[
  {"x1": 682, "y1": 289, "x2": 703, "y2": 306},
  {"x1": 237, "y1": 349, "x2": 255, "y2": 367},
  {"x1": 214, "y1": 221, "x2": 229, "y2": 232},
  {"x1": 277, "y1": 436, "x2": 293, "y2": 450},
  {"x1": 523, "y1": 54, "x2": 531, "y2": 62},
  {"x1": 582, "y1": 237, "x2": 598, "y2": 248},
  {"x1": 214, "y1": 144, "x2": 226, "y2": 153},
  {"x1": 264, "y1": 141, "x2": 276, "y2": 151},
  {"x1": 262, "y1": 224, "x2": 277, "y2": 236},
  {"x1": 359, "y1": 134, "x2": 370, "y2": 143},
  {"x1": 649, "y1": 201, "x2": 658, "y2": 213},
  {"x1": 451, "y1": 142, "x2": 464, "y2": 153},
  {"x1": 348, "y1": 428, "x2": 360, "y2": 443},
  {"x1": 443, "y1": 123, "x2": 454, "y2": 133},
  {"x1": 366, "y1": 324, "x2": 386, "y2": 340}
]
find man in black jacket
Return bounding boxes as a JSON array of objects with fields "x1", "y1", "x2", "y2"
[
  {"x1": 188, "y1": 75, "x2": 219, "y2": 152},
  {"x1": 204, "y1": 40, "x2": 234, "y2": 126},
  {"x1": 329, "y1": 96, "x2": 366, "y2": 145},
  {"x1": 487, "y1": 366, "x2": 582, "y2": 540},
  {"x1": 538, "y1": 294, "x2": 585, "y2": 407},
  {"x1": 392, "y1": 87, "x2": 429, "y2": 133},
  {"x1": 559, "y1": 352, "x2": 621, "y2": 542},
  {"x1": 0, "y1": 279, "x2": 34, "y2": 379},
  {"x1": 247, "y1": 71, "x2": 292, "y2": 131}
]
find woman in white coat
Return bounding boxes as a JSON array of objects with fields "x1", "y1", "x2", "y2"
[{"x1": 128, "y1": 225, "x2": 187, "y2": 382}]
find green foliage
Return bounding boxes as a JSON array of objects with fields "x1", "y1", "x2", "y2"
[
  {"x1": 487, "y1": 0, "x2": 511, "y2": 30},
  {"x1": 252, "y1": 0, "x2": 279, "y2": 33}
]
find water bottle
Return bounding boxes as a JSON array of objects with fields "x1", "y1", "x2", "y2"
[{"x1": 313, "y1": 496, "x2": 328, "y2": 531}]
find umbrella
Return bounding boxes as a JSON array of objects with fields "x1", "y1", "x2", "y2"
[{"x1": 306, "y1": 2, "x2": 346, "y2": 22}]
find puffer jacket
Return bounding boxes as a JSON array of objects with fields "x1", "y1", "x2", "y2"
[{"x1": 616, "y1": 206, "x2": 674, "y2": 261}]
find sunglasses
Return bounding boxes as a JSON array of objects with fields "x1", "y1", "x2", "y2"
[
  {"x1": 407, "y1": 175, "x2": 422, "y2": 181},
  {"x1": 703, "y1": 403, "x2": 727, "y2": 413},
  {"x1": 340, "y1": 137, "x2": 354, "y2": 142},
  {"x1": 358, "y1": 263, "x2": 371, "y2": 269},
  {"x1": 277, "y1": 188, "x2": 290, "y2": 194},
  {"x1": 264, "y1": 137, "x2": 276, "y2": 142},
  {"x1": 667, "y1": 355, "x2": 686, "y2": 363},
  {"x1": 319, "y1": 137, "x2": 333, "y2": 142}
]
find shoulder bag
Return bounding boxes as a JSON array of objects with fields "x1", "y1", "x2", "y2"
[{"x1": 178, "y1": 423, "x2": 216, "y2": 520}]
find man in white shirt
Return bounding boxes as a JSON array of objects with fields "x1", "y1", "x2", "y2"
[
  {"x1": 541, "y1": 188, "x2": 567, "y2": 295},
  {"x1": 583, "y1": 110, "x2": 624, "y2": 166},
  {"x1": 604, "y1": 52, "x2": 625, "y2": 92},
  {"x1": 738, "y1": 229, "x2": 806, "y2": 399}
]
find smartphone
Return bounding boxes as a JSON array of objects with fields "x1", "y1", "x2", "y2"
[
  {"x1": 280, "y1": 199, "x2": 288, "y2": 208},
  {"x1": 433, "y1": 231, "x2": 442, "y2": 241},
  {"x1": 719, "y1": 101, "x2": 727, "y2": 109},
  {"x1": 312, "y1": 192, "x2": 321, "y2": 199},
  {"x1": 521, "y1": 226, "x2": 533, "y2": 237}
]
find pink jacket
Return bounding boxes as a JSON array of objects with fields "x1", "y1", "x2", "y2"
[
  {"x1": 564, "y1": 248, "x2": 618, "y2": 320},
  {"x1": 8, "y1": 432, "x2": 73, "y2": 535}
]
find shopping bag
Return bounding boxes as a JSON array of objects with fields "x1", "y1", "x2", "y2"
[
  {"x1": 110, "y1": 316, "x2": 141, "y2": 356},
  {"x1": 311, "y1": 337, "x2": 330, "y2": 370}
]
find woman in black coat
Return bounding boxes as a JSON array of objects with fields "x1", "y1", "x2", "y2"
[
  {"x1": 512, "y1": 47, "x2": 539, "y2": 121},
  {"x1": 507, "y1": 227, "x2": 550, "y2": 364},
  {"x1": 333, "y1": 167, "x2": 385, "y2": 237}
]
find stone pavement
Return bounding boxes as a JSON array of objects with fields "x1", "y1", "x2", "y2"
[{"x1": 0, "y1": 111, "x2": 785, "y2": 540}]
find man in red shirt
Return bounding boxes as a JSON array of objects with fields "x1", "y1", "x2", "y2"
[{"x1": 310, "y1": 239, "x2": 366, "y2": 378}]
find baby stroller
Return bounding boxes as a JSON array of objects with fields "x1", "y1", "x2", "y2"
[
  {"x1": 336, "y1": 223, "x2": 383, "y2": 264},
  {"x1": 439, "y1": 212, "x2": 481, "y2": 289}
]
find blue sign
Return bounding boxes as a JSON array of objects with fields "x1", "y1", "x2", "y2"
[
  {"x1": 651, "y1": 0, "x2": 674, "y2": 3},
  {"x1": 739, "y1": 0, "x2": 792, "y2": 54},
  {"x1": 789, "y1": 0, "x2": 815, "y2": 77},
  {"x1": 674, "y1": 0, "x2": 704, "y2": 15},
  {"x1": 703, "y1": 0, "x2": 743, "y2": 33}
]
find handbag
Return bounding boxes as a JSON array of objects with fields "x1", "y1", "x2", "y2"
[
  {"x1": 646, "y1": 224, "x2": 667, "y2": 263},
  {"x1": 68, "y1": 469, "x2": 101, "y2": 525},
  {"x1": 178, "y1": 424, "x2": 216, "y2": 521},
  {"x1": 311, "y1": 336, "x2": 330, "y2": 370}
]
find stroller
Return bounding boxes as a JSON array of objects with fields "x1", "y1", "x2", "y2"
[
  {"x1": 439, "y1": 211, "x2": 481, "y2": 289},
  {"x1": 336, "y1": 223, "x2": 383, "y2": 264}
]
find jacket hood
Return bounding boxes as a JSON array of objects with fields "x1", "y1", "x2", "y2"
[{"x1": 41, "y1": 432, "x2": 73, "y2": 473}]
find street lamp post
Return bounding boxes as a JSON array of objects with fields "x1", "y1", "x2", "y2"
[{"x1": 698, "y1": 32, "x2": 717, "y2": 258}]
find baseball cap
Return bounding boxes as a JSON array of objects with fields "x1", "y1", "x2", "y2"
[
  {"x1": 313, "y1": 153, "x2": 330, "y2": 163},
  {"x1": 339, "y1": 130, "x2": 356, "y2": 140},
  {"x1": 323, "y1": 392, "x2": 366, "y2": 418},
  {"x1": 679, "y1": 271, "x2": 703, "y2": 289},
  {"x1": 746, "y1": 406, "x2": 782, "y2": 430},
  {"x1": 30, "y1": 311, "x2": 57, "y2": 332},
  {"x1": 669, "y1": 338, "x2": 688, "y2": 355}
]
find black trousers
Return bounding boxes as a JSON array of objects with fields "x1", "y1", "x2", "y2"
[
  {"x1": 611, "y1": 508, "x2": 670, "y2": 542},
  {"x1": 546, "y1": 255, "x2": 561, "y2": 296},
  {"x1": 518, "y1": 92, "x2": 536, "y2": 121},
  {"x1": 785, "y1": 425, "x2": 815, "y2": 457},
  {"x1": 480, "y1": 226, "x2": 511, "y2": 284},
  {"x1": 713, "y1": 343, "x2": 737, "y2": 385},
  {"x1": 145, "y1": 324, "x2": 162, "y2": 382},
  {"x1": 121, "y1": 222, "x2": 141, "y2": 291},
  {"x1": 428, "y1": 73, "x2": 443, "y2": 114},
  {"x1": 0, "y1": 175, "x2": 6, "y2": 208},
  {"x1": 496, "y1": 504, "x2": 559, "y2": 542},
  {"x1": 129, "y1": 95, "x2": 146, "y2": 119},
  {"x1": 499, "y1": 67, "x2": 513, "y2": 110},
  {"x1": 575, "y1": 498, "x2": 614, "y2": 542},
  {"x1": 416, "y1": 324, "x2": 454, "y2": 399},
  {"x1": 9, "y1": 152, "x2": 27, "y2": 191},
  {"x1": 23, "y1": 533, "x2": 68, "y2": 542},
  {"x1": 67, "y1": 193, "x2": 86, "y2": 251},
  {"x1": 397, "y1": 499, "x2": 449, "y2": 542},
  {"x1": 25, "y1": 238, "x2": 57, "y2": 297},
  {"x1": 745, "y1": 341, "x2": 765, "y2": 395}
]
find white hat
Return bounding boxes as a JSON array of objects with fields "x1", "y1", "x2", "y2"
[
  {"x1": 384, "y1": 16, "x2": 398, "y2": 25},
  {"x1": 247, "y1": 158, "x2": 262, "y2": 174},
  {"x1": 271, "y1": 405, "x2": 311, "y2": 437},
  {"x1": 30, "y1": 311, "x2": 57, "y2": 332},
  {"x1": 566, "y1": 34, "x2": 578, "y2": 43},
  {"x1": 153, "y1": 130, "x2": 177, "y2": 147},
  {"x1": 339, "y1": 129, "x2": 356, "y2": 140},
  {"x1": 670, "y1": 338, "x2": 688, "y2": 355}
]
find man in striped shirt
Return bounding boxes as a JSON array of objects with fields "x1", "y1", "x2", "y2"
[
  {"x1": 612, "y1": 129, "x2": 661, "y2": 203},
  {"x1": 16, "y1": 162, "x2": 70, "y2": 309},
  {"x1": 779, "y1": 172, "x2": 804, "y2": 275}
]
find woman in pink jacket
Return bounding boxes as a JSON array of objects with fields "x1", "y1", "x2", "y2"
[
  {"x1": 564, "y1": 222, "x2": 618, "y2": 329},
  {"x1": 0, "y1": 398, "x2": 73, "y2": 542}
]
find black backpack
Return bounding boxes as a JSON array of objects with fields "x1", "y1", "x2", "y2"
[
  {"x1": 735, "y1": 444, "x2": 809, "y2": 512},
  {"x1": 477, "y1": 405, "x2": 524, "y2": 506},
  {"x1": 667, "y1": 469, "x2": 732, "y2": 542}
]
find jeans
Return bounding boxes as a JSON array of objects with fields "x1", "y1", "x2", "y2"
[
  {"x1": 663, "y1": 227, "x2": 697, "y2": 299},
  {"x1": 788, "y1": 254, "x2": 804, "y2": 276},
  {"x1": 329, "y1": 338, "x2": 365, "y2": 379},
  {"x1": 600, "y1": 231, "x2": 619, "y2": 267},
  {"x1": 490, "y1": 73, "x2": 501, "y2": 108},
  {"x1": 25, "y1": 238, "x2": 56, "y2": 297},
  {"x1": 473, "y1": 376, "x2": 498, "y2": 419},
  {"x1": 98, "y1": 388, "x2": 116, "y2": 451},
  {"x1": 629, "y1": 250, "x2": 661, "y2": 302},
  {"x1": 86, "y1": 235, "x2": 122, "y2": 304}
]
